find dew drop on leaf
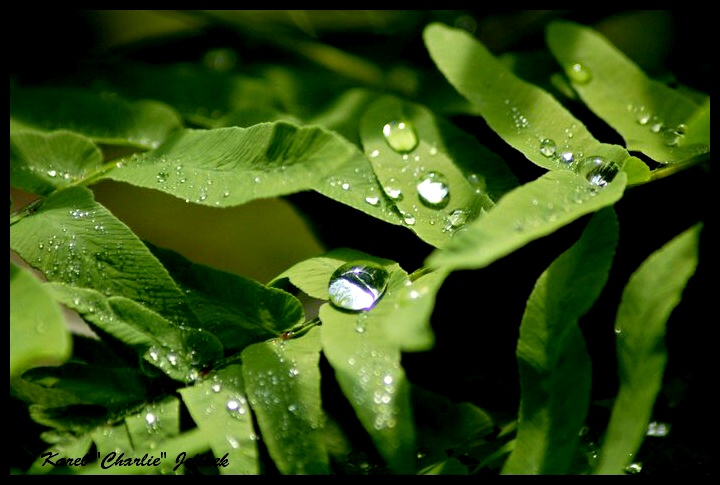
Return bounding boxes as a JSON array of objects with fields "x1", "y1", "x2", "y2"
[
  {"x1": 328, "y1": 261, "x2": 390, "y2": 312},
  {"x1": 382, "y1": 178, "x2": 403, "y2": 201},
  {"x1": 417, "y1": 171, "x2": 450, "y2": 209},
  {"x1": 566, "y1": 62, "x2": 592, "y2": 84},
  {"x1": 382, "y1": 120, "x2": 418, "y2": 153},
  {"x1": 576, "y1": 156, "x2": 619, "y2": 187},
  {"x1": 539, "y1": 138, "x2": 557, "y2": 157}
]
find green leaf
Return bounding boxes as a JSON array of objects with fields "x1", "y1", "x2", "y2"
[
  {"x1": 594, "y1": 223, "x2": 702, "y2": 475},
  {"x1": 10, "y1": 85, "x2": 183, "y2": 149},
  {"x1": 123, "y1": 396, "x2": 181, "y2": 464},
  {"x1": 179, "y1": 364, "x2": 260, "y2": 474},
  {"x1": 10, "y1": 186, "x2": 193, "y2": 325},
  {"x1": 10, "y1": 130, "x2": 104, "y2": 196},
  {"x1": 546, "y1": 21, "x2": 710, "y2": 164},
  {"x1": 270, "y1": 248, "x2": 440, "y2": 352},
  {"x1": 149, "y1": 244, "x2": 305, "y2": 354},
  {"x1": 426, "y1": 170, "x2": 626, "y2": 271},
  {"x1": 10, "y1": 261, "x2": 72, "y2": 379},
  {"x1": 359, "y1": 94, "x2": 519, "y2": 248},
  {"x1": 101, "y1": 123, "x2": 403, "y2": 226},
  {"x1": 502, "y1": 208, "x2": 619, "y2": 474},
  {"x1": 241, "y1": 327, "x2": 330, "y2": 474},
  {"x1": 423, "y1": 22, "x2": 641, "y2": 180},
  {"x1": 319, "y1": 304, "x2": 416, "y2": 474},
  {"x1": 46, "y1": 284, "x2": 223, "y2": 384}
]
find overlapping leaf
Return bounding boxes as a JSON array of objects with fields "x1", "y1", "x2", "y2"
[
  {"x1": 426, "y1": 170, "x2": 626, "y2": 271},
  {"x1": 241, "y1": 327, "x2": 329, "y2": 474},
  {"x1": 546, "y1": 21, "x2": 710, "y2": 164},
  {"x1": 10, "y1": 186, "x2": 193, "y2": 325},
  {"x1": 422, "y1": 22, "x2": 646, "y2": 184},
  {"x1": 502, "y1": 208, "x2": 618, "y2": 474},
  {"x1": 10, "y1": 130, "x2": 104, "y2": 196},
  {"x1": 149, "y1": 244, "x2": 304, "y2": 354},
  {"x1": 100, "y1": 123, "x2": 403, "y2": 226},
  {"x1": 179, "y1": 364, "x2": 260, "y2": 474},
  {"x1": 46, "y1": 284, "x2": 223, "y2": 383},
  {"x1": 359, "y1": 94, "x2": 519, "y2": 248}
]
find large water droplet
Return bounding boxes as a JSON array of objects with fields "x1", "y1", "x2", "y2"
[
  {"x1": 417, "y1": 171, "x2": 450, "y2": 209},
  {"x1": 566, "y1": 62, "x2": 592, "y2": 84},
  {"x1": 382, "y1": 120, "x2": 418, "y2": 154},
  {"x1": 328, "y1": 261, "x2": 390, "y2": 312},
  {"x1": 539, "y1": 138, "x2": 557, "y2": 157},
  {"x1": 576, "y1": 156, "x2": 619, "y2": 187}
]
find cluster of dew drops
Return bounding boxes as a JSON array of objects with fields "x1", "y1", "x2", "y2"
[{"x1": 371, "y1": 118, "x2": 477, "y2": 234}]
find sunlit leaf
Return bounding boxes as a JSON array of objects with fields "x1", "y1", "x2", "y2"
[
  {"x1": 359, "y1": 94, "x2": 519, "y2": 248},
  {"x1": 426, "y1": 170, "x2": 626, "y2": 271},
  {"x1": 319, "y1": 304, "x2": 416, "y2": 474},
  {"x1": 10, "y1": 186, "x2": 193, "y2": 325},
  {"x1": 502, "y1": 208, "x2": 618, "y2": 474},
  {"x1": 423, "y1": 22, "x2": 643, "y2": 183},
  {"x1": 10, "y1": 130, "x2": 104, "y2": 196},
  {"x1": 179, "y1": 364, "x2": 260, "y2": 474},
  {"x1": 546, "y1": 20, "x2": 710, "y2": 164},
  {"x1": 101, "y1": 123, "x2": 403, "y2": 226}
]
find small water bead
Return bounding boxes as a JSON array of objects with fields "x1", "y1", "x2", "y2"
[
  {"x1": 417, "y1": 171, "x2": 450, "y2": 209},
  {"x1": 444, "y1": 208, "x2": 470, "y2": 232},
  {"x1": 576, "y1": 156, "x2": 619, "y2": 187},
  {"x1": 382, "y1": 120, "x2": 419, "y2": 154},
  {"x1": 382, "y1": 179, "x2": 403, "y2": 200},
  {"x1": 625, "y1": 462, "x2": 643, "y2": 474},
  {"x1": 400, "y1": 211, "x2": 416, "y2": 226},
  {"x1": 646, "y1": 421, "x2": 671, "y2": 437},
  {"x1": 566, "y1": 62, "x2": 592, "y2": 84},
  {"x1": 539, "y1": 138, "x2": 557, "y2": 157},
  {"x1": 327, "y1": 261, "x2": 390, "y2": 312}
]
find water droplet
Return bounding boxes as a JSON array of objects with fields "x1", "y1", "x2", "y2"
[
  {"x1": 635, "y1": 106, "x2": 651, "y2": 125},
  {"x1": 47, "y1": 169, "x2": 57, "y2": 178},
  {"x1": 382, "y1": 120, "x2": 418, "y2": 153},
  {"x1": 417, "y1": 171, "x2": 450, "y2": 209},
  {"x1": 370, "y1": 149, "x2": 380, "y2": 158},
  {"x1": 625, "y1": 462, "x2": 642, "y2": 474},
  {"x1": 576, "y1": 156, "x2": 619, "y2": 187},
  {"x1": 382, "y1": 178, "x2": 403, "y2": 201},
  {"x1": 341, "y1": 182, "x2": 351, "y2": 190},
  {"x1": 539, "y1": 138, "x2": 557, "y2": 157},
  {"x1": 661, "y1": 127, "x2": 682, "y2": 146},
  {"x1": 444, "y1": 208, "x2": 469, "y2": 232},
  {"x1": 156, "y1": 172, "x2": 169, "y2": 183},
  {"x1": 646, "y1": 421, "x2": 671, "y2": 437},
  {"x1": 400, "y1": 211, "x2": 416, "y2": 226},
  {"x1": 145, "y1": 412, "x2": 157, "y2": 426},
  {"x1": 566, "y1": 62, "x2": 592, "y2": 84},
  {"x1": 288, "y1": 367, "x2": 300, "y2": 377},
  {"x1": 328, "y1": 261, "x2": 390, "y2": 312}
]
